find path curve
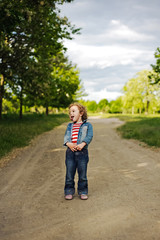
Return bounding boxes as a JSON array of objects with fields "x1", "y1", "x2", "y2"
[{"x1": 0, "y1": 118, "x2": 160, "y2": 240}]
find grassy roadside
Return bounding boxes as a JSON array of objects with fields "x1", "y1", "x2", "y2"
[
  {"x1": 1, "y1": 113, "x2": 160, "y2": 161},
  {"x1": 102, "y1": 114, "x2": 160, "y2": 148},
  {"x1": 0, "y1": 113, "x2": 69, "y2": 159}
]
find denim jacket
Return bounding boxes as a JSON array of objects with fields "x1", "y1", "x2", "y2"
[{"x1": 64, "y1": 120, "x2": 93, "y2": 148}]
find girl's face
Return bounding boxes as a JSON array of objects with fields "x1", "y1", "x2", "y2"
[{"x1": 69, "y1": 105, "x2": 83, "y2": 123}]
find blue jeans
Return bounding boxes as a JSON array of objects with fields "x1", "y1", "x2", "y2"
[{"x1": 64, "y1": 148, "x2": 89, "y2": 195}]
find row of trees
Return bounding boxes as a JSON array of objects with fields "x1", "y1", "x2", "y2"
[
  {"x1": 0, "y1": 0, "x2": 81, "y2": 119},
  {"x1": 2, "y1": 52, "x2": 160, "y2": 115},
  {"x1": 79, "y1": 98, "x2": 123, "y2": 114}
]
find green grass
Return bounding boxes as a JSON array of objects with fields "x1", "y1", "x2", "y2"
[
  {"x1": 1, "y1": 113, "x2": 160, "y2": 160},
  {"x1": 0, "y1": 113, "x2": 69, "y2": 159},
  {"x1": 104, "y1": 114, "x2": 160, "y2": 148}
]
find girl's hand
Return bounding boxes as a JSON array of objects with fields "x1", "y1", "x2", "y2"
[
  {"x1": 76, "y1": 142, "x2": 86, "y2": 151},
  {"x1": 66, "y1": 142, "x2": 77, "y2": 152}
]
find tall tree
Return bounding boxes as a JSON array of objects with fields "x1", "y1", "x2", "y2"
[
  {"x1": 0, "y1": 0, "x2": 80, "y2": 118},
  {"x1": 24, "y1": 54, "x2": 81, "y2": 114}
]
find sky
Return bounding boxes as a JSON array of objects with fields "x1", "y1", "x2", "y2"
[{"x1": 60, "y1": 0, "x2": 160, "y2": 102}]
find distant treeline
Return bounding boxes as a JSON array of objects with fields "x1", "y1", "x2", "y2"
[{"x1": 2, "y1": 67, "x2": 160, "y2": 115}]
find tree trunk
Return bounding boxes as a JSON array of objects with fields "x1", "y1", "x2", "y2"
[
  {"x1": 146, "y1": 100, "x2": 150, "y2": 114},
  {"x1": 0, "y1": 75, "x2": 4, "y2": 120},
  {"x1": 132, "y1": 106, "x2": 134, "y2": 115},
  {"x1": 19, "y1": 82, "x2": 23, "y2": 119},
  {"x1": 19, "y1": 96, "x2": 23, "y2": 119},
  {"x1": 46, "y1": 105, "x2": 49, "y2": 116}
]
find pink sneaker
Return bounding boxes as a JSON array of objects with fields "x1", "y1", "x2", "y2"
[
  {"x1": 65, "y1": 194, "x2": 73, "y2": 200},
  {"x1": 80, "y1": 194, "x2": 88, "y2": 200}
]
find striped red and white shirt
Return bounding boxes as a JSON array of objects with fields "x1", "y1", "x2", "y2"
[{"x1": 71, "y1": 123, "x2": 82, "y2": 144}]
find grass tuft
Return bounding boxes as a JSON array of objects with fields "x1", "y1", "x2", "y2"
[
  {"x1": 0, "y1": 113, "x2": 69, "y2": 159},
  {"x1": 116, "y1": 115, "x2": 160, "y2": 147}
]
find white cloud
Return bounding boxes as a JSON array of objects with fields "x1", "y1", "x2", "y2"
[
  {"x1": 65, "y1": 41, "x2": 153, "y2": 70},
  {"x1": 69, "y1": 19, "x2": 155, "y2": 46},
  {"x1": 60, "y1": 0, "x2": 159, "y2": 102},
  {"x1": 107, "y1": 84, "x2": 124, "y2": 91},
  {"x1": 83, "y1": 81, "x2": 124, "y2": 102},
  {"x1": 83, "y1": 88, "x2": 123, "y2": 103},
  {"x1": 83, "y1": 81, "x2": 98, "y2": 89},
  {"x1": 108, "y1": 20, "x2": 155, "y2": 42}
]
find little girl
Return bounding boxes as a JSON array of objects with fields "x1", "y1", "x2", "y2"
[{"x1": 64, "y1": 103, "x2": 93, "y2": 200}]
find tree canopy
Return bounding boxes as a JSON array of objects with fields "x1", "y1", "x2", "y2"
[
  {"x1": 150, "y1": 47, "x2": 160, "y2": 84},
  {"x1": 0, "y1": 0, "x2": 81, "y2": 118}
]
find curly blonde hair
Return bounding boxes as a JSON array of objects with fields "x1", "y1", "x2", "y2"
[{"x1": 69, "y1": 103, "x2": 88, "y2": 121}]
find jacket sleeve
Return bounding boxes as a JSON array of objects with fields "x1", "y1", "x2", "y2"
[
  {"x1": 63, "y1": 123, "x2": 71, "y2": 146},
  {"x1": 82, "y1": 122, "x2": 93, "y2": 145}
]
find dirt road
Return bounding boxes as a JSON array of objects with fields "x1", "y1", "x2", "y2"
[{"x1": 0, "y1": 118, "x2": 160, "y2": 240}]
